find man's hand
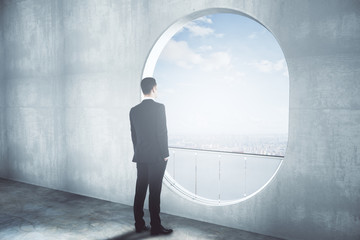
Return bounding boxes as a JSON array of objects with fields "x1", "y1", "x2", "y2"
[{"x1": 164, "y1": 157, "x2": 169, "y2": 161}]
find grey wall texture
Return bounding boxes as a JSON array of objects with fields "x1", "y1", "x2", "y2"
[
  {"x1": 0, "y1": 0, "x2": 359, "y2": 240},
  {"x1": 0, "y1": 1, "x2": 6, "y2": 178}
]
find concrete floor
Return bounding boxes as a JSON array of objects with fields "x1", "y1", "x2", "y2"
[{"x1": 0, "y1": 178, "x2": 284, "y2": 240}]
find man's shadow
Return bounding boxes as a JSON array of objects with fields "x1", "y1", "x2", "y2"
[{"x1": 107, "y1": 230, "x2": 164, "y2": 240}]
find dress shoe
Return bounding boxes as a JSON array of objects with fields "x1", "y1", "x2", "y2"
[
  {"x1": 135, "y1": 225, "x2": 150, "y2": 233},
  {"x1": 151, "y1": 225, "x2": 173, "y2": 235}
]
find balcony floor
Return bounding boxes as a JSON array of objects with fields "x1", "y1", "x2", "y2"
[{"x1": 0, "y1": 178, "x2": 284, "y2": 240}]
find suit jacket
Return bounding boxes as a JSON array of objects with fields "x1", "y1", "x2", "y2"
[{"x1": 130, "y1": 99, "x2": 169, "y2": 163}]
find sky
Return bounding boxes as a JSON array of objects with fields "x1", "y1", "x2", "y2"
[{"x1": 153, "y1": 13, "x2": 289, "y2": 136}]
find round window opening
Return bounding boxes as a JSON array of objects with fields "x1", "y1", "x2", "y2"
[{"x1": 143, "y1": 9, "x2": 289, "y2": 206}]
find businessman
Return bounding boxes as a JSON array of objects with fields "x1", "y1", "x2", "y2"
[{"x1": 130, "y1": 77, "x2": 173, "y2": 235}]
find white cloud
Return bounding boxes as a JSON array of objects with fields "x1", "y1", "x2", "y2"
[
  {"x1": 250, "y1": 59, "x2": 288, "y2": 76},
  {"x1": 160, "y1": 40, "x2": 203, "y2": 69},
  {"x1": 282, "y1": 70, "x2": 289, "y2": 77},
  {"x1": 215, "y1": 33, "x2": 224, "y2": 38},
  {"x1": 181, "y1": 16, "x2": 224, "y2": 38},
  {"x1": 273, "y1": 59, "x2": 285, "y2": 71},
  {"x1": 248, "y1": 30, "x2": 267, "y2": 39},
  {"x1": 260, "y1": 60, "x2": 275, "y2": 72},
  {"x1": 160, "y1": 39, "x2": 233, "y2": 73},
  {"x1": 184, "y1": 22, "x2": 215, "y2": 37},
  {"x1": 202, "y1": 51, "x2": 232, "y2": 71},
  {"x1": 196, "y1": 16, "x2": 213, "y2": 24},
  {"x1": 221, "y1": 70, "x2": 246, "y2": 84},
  {"x1": 198, "y1": 45, "x2": 213, "y2": 52},
  {"x1": 248, "y1": 32, "x2": 257, "y2": 39}
]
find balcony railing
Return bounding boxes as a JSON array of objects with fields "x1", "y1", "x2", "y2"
[{"x1": 164, "y1": 146, "x2": 284, "y2": 206}]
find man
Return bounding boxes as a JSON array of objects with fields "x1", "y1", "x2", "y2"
[{"x1": 129, "y1": 77, "x2": 173, "y2": 235}]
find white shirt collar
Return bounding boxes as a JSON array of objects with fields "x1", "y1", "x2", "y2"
[{"x1": 142, "y1": 96, "x2": 155, "y2": 101}]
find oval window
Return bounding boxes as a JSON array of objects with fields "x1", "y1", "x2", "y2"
[{"x1": 144, "y1": 11, "x2": 289, "y2": 205}]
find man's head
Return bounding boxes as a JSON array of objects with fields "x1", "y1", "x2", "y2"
[{"x1": 141, "y1": 77, "x2": 157, "y2": 97}]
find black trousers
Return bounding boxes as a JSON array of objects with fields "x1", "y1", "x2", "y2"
[{"x1": 133, "y1": 160, "x2": 167, "y2": 230}]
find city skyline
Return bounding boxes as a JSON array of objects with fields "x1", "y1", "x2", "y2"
[{"x1": 168, "y1": 133, "x2": 287, "y2": 156}]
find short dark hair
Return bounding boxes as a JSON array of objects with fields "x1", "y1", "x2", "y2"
[{"x1": 141, "y1": 77, "x2": 157, "y2": 95}]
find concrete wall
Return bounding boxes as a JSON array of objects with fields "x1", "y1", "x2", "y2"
[
  {"x1": 62, "y1": 0, "x2": 137, "y2": 203},
  {"x1": 2, "y1": 0, "x2": 65, "y2": 188},
  {"x1": 0, "y1": 1, "x2": 6, "y2": 177},
  {"x1": 0, "y1": 0, "x2": 359, "y2": 240}
]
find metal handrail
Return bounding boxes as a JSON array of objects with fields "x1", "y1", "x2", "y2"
[{"x1": 168, "y1": 146, "x2": 284, "y2": 158}]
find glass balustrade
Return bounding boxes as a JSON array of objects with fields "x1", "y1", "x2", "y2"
[{"x1": 165, "y1": 147, "x2": 283, "y2": 205}]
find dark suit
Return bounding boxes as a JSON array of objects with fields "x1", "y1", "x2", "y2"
[{"x1": 130, "y1": 99, "x2": 169, "y2": 230}]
